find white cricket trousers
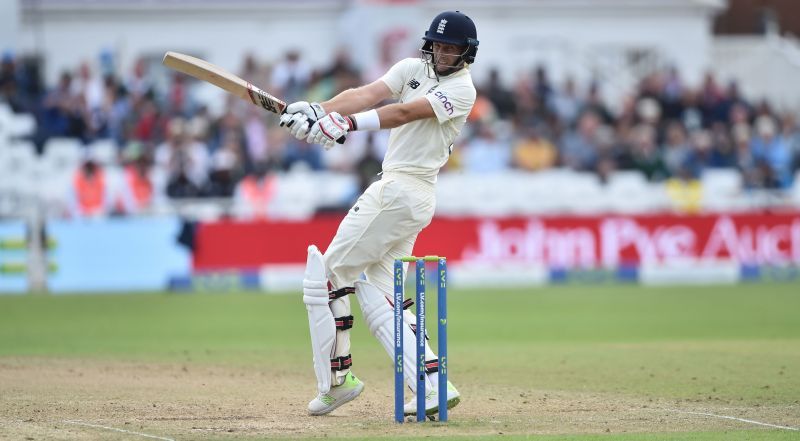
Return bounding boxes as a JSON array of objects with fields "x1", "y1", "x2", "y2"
[{"x1": 325, "y1": 172, "x2": 435, "y2": 293}]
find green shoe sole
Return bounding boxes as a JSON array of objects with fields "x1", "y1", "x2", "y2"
[{"x1": 404, "y1": 395, "x2": 461, "y2": 417}]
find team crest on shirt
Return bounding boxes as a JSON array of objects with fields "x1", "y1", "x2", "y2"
[{"x1": 407, "y1": 79, "x2": 420, "y2": 89}]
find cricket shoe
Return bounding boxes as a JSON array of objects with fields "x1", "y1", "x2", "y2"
[
  {"x1": 308, "y1": 372, "x2": 364, "y2": 415},
  {"x1": 403, "y1": 381, "x2": 460, "y2": 416}
]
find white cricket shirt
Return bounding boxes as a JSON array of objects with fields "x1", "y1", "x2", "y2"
[{"x1": 379, "y1": 58, "x2": 476, "y2": 184}]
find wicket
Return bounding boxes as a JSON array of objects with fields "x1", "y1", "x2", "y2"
[{"x1": 393, "y1": 255, "x2": 447, "y2": 423}]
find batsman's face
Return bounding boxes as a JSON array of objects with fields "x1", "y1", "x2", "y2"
[{"x1": 432, "y1": 42, "x2": 464, "y2": 72}]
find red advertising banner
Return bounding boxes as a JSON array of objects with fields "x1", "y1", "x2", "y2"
[{"x1": 193, "y1": 212, "x2": 800, "y2": 270}]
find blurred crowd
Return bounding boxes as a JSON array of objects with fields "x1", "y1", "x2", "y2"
[{"x1": 1, "y1": 47, "x2": 800, "y2": 217}]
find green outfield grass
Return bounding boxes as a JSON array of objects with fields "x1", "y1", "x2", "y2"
[{"x1": 1, "y1": 283, "x2": 799, "y2": 440}]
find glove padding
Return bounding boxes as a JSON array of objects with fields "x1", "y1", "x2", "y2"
[
  {"x1": 307, "y1": 112, "x2": 353, "y2": 150},
  {"x1": 279, "y1": 101, "x2": 326, "y2": 140}
]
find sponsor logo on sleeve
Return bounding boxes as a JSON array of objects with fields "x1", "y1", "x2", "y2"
[{"x1": 434, "y1": 91, "x2": 454, "y2": 115}]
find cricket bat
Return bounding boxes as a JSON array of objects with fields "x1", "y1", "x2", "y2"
[{"x1": 162, "y1": 51, "x2": 287, "y2": 115}]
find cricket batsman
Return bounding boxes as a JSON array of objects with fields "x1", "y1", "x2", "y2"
[{"x1": 279, "y1": 10, "x2": 478, "y2": 418}]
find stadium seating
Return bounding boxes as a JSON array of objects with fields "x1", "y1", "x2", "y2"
[
  {"x1": 42, "y1": 137, "x2": 83, "y2": 173},
  {"x1": 87, "y1": 139, "x2": 118, "y2": 165},
  {"x1": 0, "y1": 141, "x2": 38, "y2": 198},
  {"x1": 0, "y1": 103, "x2": 12, "y2": 141},
  {"x1": 700, "y1": 168, "x2": 744, "y2": 212},
  {"x1": 7, "y1": 113, "x2": 36, "y2": 139}
]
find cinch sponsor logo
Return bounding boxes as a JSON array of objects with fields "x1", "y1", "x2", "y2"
[{"x1": 434, "y1": 91, "x2": 454, "y2": 115}]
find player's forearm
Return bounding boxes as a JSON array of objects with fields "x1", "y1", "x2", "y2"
[
  {"x1": 321, "y1": 87, "x2": 377, "y2": 116},
  {"x1": 374, "y1": 103, "x2": 413, "y2": 129}
]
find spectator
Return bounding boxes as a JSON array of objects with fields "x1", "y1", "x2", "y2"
[
  {"x1": 665, "y1": 168, "x2": 703, "y2": 214},
  {"x1": 41, "y1": 71, "x2": 85, "y2": 140},
  {"x1": 283, "y1": 137, "x2": 324, "y2": 171},
  {"x1": 233, "y1": 160, "x2": 278, "y2": 219},
  {"x1": 551, "y1": 76, "x2": 582, "y2": 127},
  {"x1": 270, "y1": 50, "x2": 311, "y2": 103},
  {"x1": 68, "y1": 157, "x2": 113, "y2": 218},
  {"x1": 512, "y1": 125, "x2": 557, "y2": 171},
  {"x1": 532, "y1": 65, "x2": 554, "y2": 116},
  {"x1": 680, "y1": 89, "x2": 704, "y2": 132},
  {"x1": 751, "y1": 116, "x2": 792, "y2": 189},
  {"x1": 203, "y1": 147, "x2": 240, "y2": 198},
  {"x1": 243, "y1": 106, "x2": 271, "y2": 165},
  {"x1": 699, "y1": 72, "x2": 724, "y2": 125},
  {"x1": 461, "y1": 122, "x2": 511, "y2": 173},
  {"x1": 685, "y1": 129, "x2": 715, "y2": 179},
  {"x1": 131, "y1": 95, "x2": 163, "y2": 144},
  {"x1": 636, "y1": 97, "x2": 662, "y2": 127},
  {"x1": 595, "y1": 125, "x2": 623, "y2": 183},
  {"x1": 105, "y1": 79, "x2": 131, "y2": 146},
  {"x1": 0, "y1": 52, "x2": 24, "y2": 112},
  {"x1": 660, "y1": 66, "x2": 684, "y2": 121},
  {"x1": 708, "y1": 122, "x2": 737, "y2": 168},
  {"x1": 629, "y1": 124, "x2": 668, "y2": 181},
  {"x1": 560, "y1": 111, "x2": 601, "y2": 171},
  {"x1": 732, "y1": 124, "x2": 760, "y2": 189},
  {"x1": 126, "y1": 57, "x2": 152, "y2": 102},
  {"x1": 166, "y1": 163, "x2": 202, "y2": 199},
  {"x1": 779, "y1": 112, "x2": 800, "y2": 174},
  {"x1": 467, "y1": 90, "x2": 496, "y2": 123},
  {"x1": 484, "y1": 68, "x2": 516, "y2": 120},
  {"x1": 155, "y1": 117, "x2": 210, "y2": 188},
  {"x1": 662, "y1": 121, "x2": 691, "y2": 176},
  {"x1": 73, "y1": 61, "x2": 104, "y2": 115},
  {"x1": 118, "y1": 148, "x2": 158, "y2": 215},
  {"x1": 239, "y1": 52, "x2": 270, "y2": 87},
  {"x1": 581, "y1": 82, "x2": 614, "y2": 125}
]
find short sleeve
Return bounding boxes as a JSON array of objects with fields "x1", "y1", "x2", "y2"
[
  {"x1": 379, "y1": 58, "x2": 416, "y2": 99},
  {"x1": 424, "y1": 81, "x2": 476, "y2": 124}
]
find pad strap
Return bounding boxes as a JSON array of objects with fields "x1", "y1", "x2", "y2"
[
  {"x1": 330, "y1": 354, "x2": 352, "y2": 371},
  {"x1": 335, "y1": 315, "x2": 354, "y2": 330},
  {"x1": 329, "y1": 287, "x2": 355, "y2": 301},
  {"x1": 410, "y1": 323, "x2": 430, "y2": 342},
  {"x1": 388, "y1": 297, "x2": 415, "y2": 310},
  {"x1": 424, "y1": 359, "x2": 439, "y2": 374}
]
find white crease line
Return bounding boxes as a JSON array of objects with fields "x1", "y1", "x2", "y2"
[
  {"x1": 665, "y1": 409, "x2": 799, "y2": 431},
  {"x1": 63, "y1": 420, "x2": 175, "y2": 441}
]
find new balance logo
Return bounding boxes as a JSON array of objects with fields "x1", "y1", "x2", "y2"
[
  {"x1": 407, "y1": 79, "x2": 420, "y2": 89},
  {"x1": 437, "y1": 19, "x2": 448, "y2": 34}
]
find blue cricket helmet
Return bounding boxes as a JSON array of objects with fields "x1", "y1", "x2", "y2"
[{"x1": 422, "y1": 10, "x2": 479, "y2": 64}]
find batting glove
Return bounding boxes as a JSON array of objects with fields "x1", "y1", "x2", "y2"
[
  {"x1": 279, "y1": 101, "x2": 326, "y2": 140},
  {"x1": 307, "y1": 112, "x2": 354, "y2": 150}
]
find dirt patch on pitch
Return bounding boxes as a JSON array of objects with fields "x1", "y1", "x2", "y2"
[{"x1": 1, "y1": 357, "x2": 797, "y2": 440}]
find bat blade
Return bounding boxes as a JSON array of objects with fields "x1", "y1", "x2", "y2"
[{"x1": 162, "y1": 51, "x2": 286, "y2": 114}]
